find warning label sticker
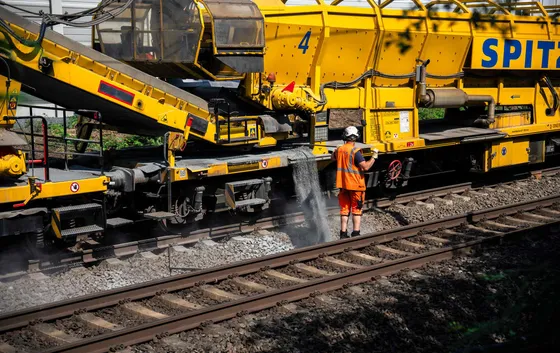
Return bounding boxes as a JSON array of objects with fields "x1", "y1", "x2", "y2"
[{"x1": 399, "y1": 111, "x2": 410, "y2": 133}]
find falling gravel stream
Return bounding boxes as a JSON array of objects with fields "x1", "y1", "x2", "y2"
[{"x1": 290, "y1": 147, "x2": 331, "y2": 245}]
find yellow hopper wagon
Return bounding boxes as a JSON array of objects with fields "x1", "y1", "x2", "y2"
[{"x1": 0, "y1": 0, "x2": 560, "y2": 248}]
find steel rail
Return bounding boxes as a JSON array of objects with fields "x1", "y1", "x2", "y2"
[
  {"x1": 46, "y1": 241, "x2": 501, "y2": 353},
  {"x1": 5, "y1": 163, "x2": 560, "y2": 282},
  {"x1": 1, "y1": 193, "x2": 558, "y2": 334},
  {"x1": 2, "y1": 157, "x2": 559, "y2": 283},
  {"x1": 371, "y1": 182, "x2": 472, "y2": 207},
  {"x1": 34, "y1": 194, "x2": 560, "y2": 353},
  {"x1": 0, "y1": 181, "x2": 476, "y2": 281}
]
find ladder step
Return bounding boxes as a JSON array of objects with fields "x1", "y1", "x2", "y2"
[
  {"x1": 106, "y1": 217, "x2": 134, "y2": 228},
  {"x1": 143, "y1": 211, "x2": 176, "y2": 220},
  {"x1": 61, "y1": 225, "x2": 104, "y2": 238},
  {"x1": 53, "y1": 203, "x2": 102, "y2": 215},
  {"x1": 226, "y1": 179, "x2": 264, "y2": 188},
  {"x1": 235, "y1": 198, "x2": 267, "y2": 208},
  {"x1": 220, "y1": 137, "x2": 256, "y2": 143},
  {"x1": 225, "y1": 178, "x2": 270, "y2": 210},
  {"x1": 229, "y1": 117, "x2": 257, "y2": 123}
]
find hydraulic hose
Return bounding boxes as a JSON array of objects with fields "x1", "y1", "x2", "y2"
[
  {"x1": 542, "y1": 75, "x2": 559, "y2": 116},
  {"x1": 315, "y1": 65, "x2": 464, "y2": 109}
]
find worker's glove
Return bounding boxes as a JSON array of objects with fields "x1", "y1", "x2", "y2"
[{"x1": 373, "y1": 148, "x2": 379, "y2": 159}]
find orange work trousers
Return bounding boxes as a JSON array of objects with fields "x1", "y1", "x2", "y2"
[{"x1": 338, "y1": 189, "x2": 365, "y2": 216}]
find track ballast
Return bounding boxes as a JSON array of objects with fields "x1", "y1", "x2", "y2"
[{"x1": 1, "y1": 193, "x2": 559, "y2": 353}]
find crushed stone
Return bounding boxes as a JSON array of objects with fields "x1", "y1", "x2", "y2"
[
  {"x1": 1, "y1": 175, "x2": 560, "y2": 314},
  {"x1": 0, "y1": 234, "x2": 294, "y2": 313},
  {"x1": 130, "y1": 232, "x2": 560, "y2": 353}
]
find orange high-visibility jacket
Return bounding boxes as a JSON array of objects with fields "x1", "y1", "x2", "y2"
[{"x1": 335, "y1": 143, "x2": 366, "y2": 191}]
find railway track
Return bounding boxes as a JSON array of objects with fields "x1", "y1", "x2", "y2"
[
  {"x1": 1, "y1": 166, "x2": 559, "y2": 282},
  {"x1": 1, "y1": 194, "x2": 560, "y2": 353}
]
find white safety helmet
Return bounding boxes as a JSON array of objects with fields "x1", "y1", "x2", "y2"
[{"x1": 342, "y1": 126, "x2": 359, "y2": 141}]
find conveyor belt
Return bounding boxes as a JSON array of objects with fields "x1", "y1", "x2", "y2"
[
  {"x1": 0, "y1": 6, "x2": 220, "y2": 140},
  {"x1": 0, "y1": 7, "x2": 208, "y2": 111}
]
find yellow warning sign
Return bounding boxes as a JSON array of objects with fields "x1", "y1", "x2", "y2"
[{"x1": 8, "y1": 97, "x2": 17, "y2": 111}]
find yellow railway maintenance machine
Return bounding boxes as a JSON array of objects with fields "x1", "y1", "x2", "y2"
[{"x1": 1, "y1": 0, "x2": 560, "y2": 248}]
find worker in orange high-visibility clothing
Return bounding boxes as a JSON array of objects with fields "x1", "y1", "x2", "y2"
[{"x1": 332, "y1": 126, "x2": 378, "y2": 238}]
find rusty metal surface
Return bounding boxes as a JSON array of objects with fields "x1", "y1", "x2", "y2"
[
  {"x1": 469, "y1": 194, "x2": 560, "y2": 222},
  {"x1": 2, "y1": 193, "x2": 560, "y2": 336},
  {"x1": 3, "y1": 169, "x2": 555, "y2": 283},
  {"x1": 372, "y1": 182, "x2": 472, "y2": 208},
  {"x1": 41, "y1": 215, "x2": 560, "y2": 353},
  {"x1": 0, "y1": 182, "x2": 475, "y2": 282},
  {"x1": 40, "y1": 243, "x2": 477, "y2": 353},
  {"x1": 0, "y1": 212, "x2": 460, "y2": 331}
]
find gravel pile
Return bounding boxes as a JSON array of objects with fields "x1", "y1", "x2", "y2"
[
  {"x1": 333, "y1": 176, "x2": 560, "y2": 233},
  {"x1": 132, "y1": 232, "x2": 560, "y2": 353},
  {"x1": 1, "y1": 175, "x2": 559, "y2": 315},
  {"x1": 0, "y1": 233, "x2": 294, "y2": 313},
  {"x1": 384, "y1": 177, "x2": 560, "y2": 226}
]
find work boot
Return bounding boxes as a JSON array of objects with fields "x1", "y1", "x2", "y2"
[
  {"x1": 351, "y1": 230, "x2": 360, "y2": 237},
  {"x1": 340, "y1": 230, "x2": 348, "y2": 239}
]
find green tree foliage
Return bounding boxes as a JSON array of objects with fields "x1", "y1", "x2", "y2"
[
  {"x1": 102, "y1": 134, "x2": 162, "y2": 150},
  {"x1": 386, "y1": 0, "x2": 560, "y2": 55},
  {"x1": 418, "y1": 108, "x2": 445, "y2": 120},
  {"x1": 46, "y1": 117, "x2": 162, "y2": 152}
]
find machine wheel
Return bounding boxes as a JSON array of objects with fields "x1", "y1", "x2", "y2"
[
  {"x1": 378, "y1": 160, "x2": 404, "y2": 199},
  {"x1": 387, "y1": 160, "x2": 403, "y2": 180}
]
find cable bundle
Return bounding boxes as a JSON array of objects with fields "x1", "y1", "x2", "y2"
[{"x1": 0, "y1": 0, "x2": 133, "y2": 46}]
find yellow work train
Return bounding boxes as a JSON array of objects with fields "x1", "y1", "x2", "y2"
[{"x1": 1, "y1": 0, "x2": 560, "y2": 248}]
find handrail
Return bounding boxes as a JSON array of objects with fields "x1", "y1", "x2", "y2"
[
  {"x1": 543, "y1": 5, "x2": 560, "y2": 12},
  {"x1": 281, "y1": 0, "x2": 324, "y2": 4},
  {"x1": 425, "y1": 0, "x2": 470, "y2": 14},
  {"x1": 330, "y1": 0, "x2": 378, "y2": 7},
  {"x1": 380, "y1": 0, "x2": 427, "y2": 11},
  {"x1": 73, "y1": 109, "x2": 104, "y2": 175},
  {"x1": 15, "y1": 104, "x2": 104, "y2": 176},
  {"x1": 9, "y1": 116, "x2": 50, "y2": 182},
  {"x1": 494, "y1": 1, "x2": 549, "y2": 17},
  {"x1": 458, "y1": 0, "x2": 511, "y2": 15}
]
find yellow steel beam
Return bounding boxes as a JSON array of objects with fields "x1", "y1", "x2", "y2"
[{"x1": 0, "y1": 176, "x2": 108, "y2": 204}]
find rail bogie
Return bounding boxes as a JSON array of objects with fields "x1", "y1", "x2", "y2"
[{"x1": 2, "y1": 1, "x2": 560, "y2": 248}]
